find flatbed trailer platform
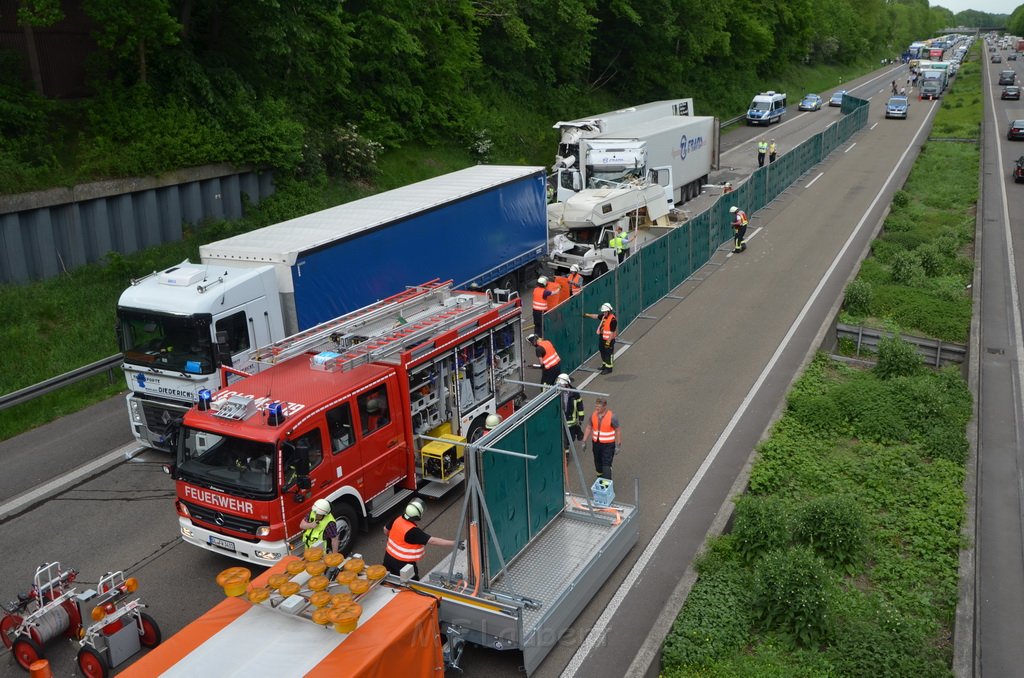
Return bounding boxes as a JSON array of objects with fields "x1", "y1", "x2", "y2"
[{"x1": 417, "y1": 492, "x2": 638, "y2": 675}]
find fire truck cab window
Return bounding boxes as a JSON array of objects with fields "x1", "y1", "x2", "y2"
[
  {"x1": 326, "y1": 403, "x2": 354, "y2": 453},
  {"x1": 282, "y1": 429, "x2": 324, "y2": 488},
  {"x1": 358, "y1": 387, "x2": 390, "y2": 436}
]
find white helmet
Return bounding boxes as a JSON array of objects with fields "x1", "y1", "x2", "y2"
[
  {"x1": 527, "y1": 333, "x2": 538, "y2": 343},
  {"x1": 729, "y1": 206, "x2": 738, "y2": 213},
  {"x1": 537, "y1": 276, "x2": 548, "y2": 285},
  {"x1": 600, "y1": 302, "x2": 613, "y2": 313},
  {"x1": 485, "y1": 413, "x2": 502, "y2": 429},
  {"x1": 556, "y1": 373, "x2": 571, "y2": 386},
  {"x1": 404, "y1": 498, "x2": 425, "y2": 520},
  {"x1": 570, "y1": 264, "x2": 580, "y2": 273},
  {"x1": 313, "y1": 498, "x2": 331, "y2": 515}
]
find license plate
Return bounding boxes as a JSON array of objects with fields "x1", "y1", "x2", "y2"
[{"x1": 209, "y1": 535, "x2": 236, "y2": 552}]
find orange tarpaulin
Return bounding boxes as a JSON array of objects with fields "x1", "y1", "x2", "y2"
[{"x1": 122, "y1": 558, "x2": 444, "y2": 677}]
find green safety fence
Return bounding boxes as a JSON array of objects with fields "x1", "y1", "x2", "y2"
[
  {"x1": 541, "y1": 96, "x2": 869, "y2": 375},
  {"x1": 480, "y1": 394, "x2": 564, "y2": 581}
]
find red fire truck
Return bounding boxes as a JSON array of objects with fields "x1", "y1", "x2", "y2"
[{"x1": 166, "y1": 281, "x2": 525, "y2": 563}]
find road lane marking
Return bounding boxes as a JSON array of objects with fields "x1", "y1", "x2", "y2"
[
  {"x1": 845, "y1": 142, "x2": 857, "y2": 153},
  {"x1": 561, "y1": 81, "x2": 936, "y2": 678},
  {"x1": 871, "y1": 122, "x2": 879, "y2": 130},
  {"x1": 0, "y1": 442, "x2": 143, "y2": 520},
  {"x1": 806, "y1": 172, "x2": 825, "y2": 188}
]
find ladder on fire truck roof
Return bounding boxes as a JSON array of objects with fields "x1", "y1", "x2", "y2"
[
  {"x1": 248, "y1": 280, "x2": 513, "y2": 372},
  {"x1": 248, "y1": 280, "x2": 452, "y2": 364},
  {"x1": 328, "y1": 291, "x2": 508, "y2": 373}
]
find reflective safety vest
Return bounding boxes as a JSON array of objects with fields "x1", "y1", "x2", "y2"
[
  {"x1": 768, "y1": 142, "x2": 776, "y2": 154},
  {"x1": 732, "y1": 210, "x2": 749, "y2": 228},
  {"x1": 303, "y1": 512, "x2": 335, "y2": 549},
  {"x1": 598, "y1": 312, "x2": 617, "y2": 341},
  {"x1": 537, "y1": 338, "x2": 560, "y2": 368},
  {"x1": 609, "y1": 233, "x2": 624, "y2": 254},
  {"x1": 533, "y1": 286, "x2": 550, "y2": 312},
  {"x1": 591, "y1": 410, "x2": 616, "y2": 443},
  {"x1": 567, "y1": 272, "x2": 583, "y2": 295},
  {"x1": 758, "y1": 141, "x2": 768, "y2": 154},
  {"x1": 385, "y1": 516, "x2": 426, "y2": 562}
]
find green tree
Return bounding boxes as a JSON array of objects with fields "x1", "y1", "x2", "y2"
[{"x1": 83, "y1": 0, "x2": 181, "y2": 85}]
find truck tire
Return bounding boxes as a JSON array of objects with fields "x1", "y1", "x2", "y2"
[
  {"x1": 591, "y1": 263, "x2": 609, "y2": 279},
  {"x1": 330, "y1": 501, "x2": 359, "y2": 554},
  {"x1": 467, "y1": 413, "x2": 490, "y2": 444}
]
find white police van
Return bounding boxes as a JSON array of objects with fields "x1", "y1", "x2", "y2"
[{"x1": 746, "y1": 91, "x2": 787, "y2": 126}]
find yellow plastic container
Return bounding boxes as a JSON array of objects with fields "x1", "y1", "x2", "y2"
[
  {"x1": 343, "y1": 558, "x2": 365, "y2": 575},
  {"x1": 285, "y1": 561, "x2": 306, "y2": 576},
  {"x1": 306, "y1": 560, "x2": 327, "y2": 576},
  {"x1": 247, "y1": 587, "x2": 271, "y2": 604},
  {"x1": 216, "y1": 567, "x2": 251, "y2": 597},
  {"x1": 324, "y1": 553, "x2": 344, "y2": 568},
  {"x1": 330, "y1": 604, "x2": 362, "y2": 634},
  {"x1": 307, "y1": 575, "x2": 330, "y2": 592},
  {"x1": 330, "y1": 593, "x2": 353, "y2": 607},
  {"x1": 304, "y1": 546, "x2": 324, "y2": 562},
  {"x1": 335, "y1": 571, "x2": 356, "y2": 589},
  {"x1": 366, "y1": 564, "x2": 387, "y2": 581},
  {"x1": 309, "y1": 591, "x2": 332, "y2": 608},
  {"x1": 311, "y1": 608, "x2": 332, "y2": 625},
  {"x1": 267, "y1": 574, "x2": 290, "y2": 590},
  {"x1": 278, "y1": 581, "x2": 300, "y2": 598}
]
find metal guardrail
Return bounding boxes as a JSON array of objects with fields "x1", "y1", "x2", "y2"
[
  {"x1": 0, "y1": 354, "x2": 123, "y2": 411},
  {"x1": 722, "y1": 113, "x2": 746, "y2": 127},
  {"x1": 836, "y1": 322, "x2": 967, "y2": 367}
]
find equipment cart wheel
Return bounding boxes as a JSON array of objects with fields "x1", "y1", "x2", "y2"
[
  {"x1": 139, "y1": 612, "x2": 162, "y2": 647},
  {"x1": 77, "y1": 645, "x2": 110, "y2": 678},
  {"x1": 1, "y1": 613, "x2": 22, "y2": 649},
  {"x1": 12, "y1": 634, "x2": 44, "y2": 670}
]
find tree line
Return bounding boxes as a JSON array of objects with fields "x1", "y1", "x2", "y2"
[{"x1": 0, "y1": 0, "x2": 992, "y2": 192}]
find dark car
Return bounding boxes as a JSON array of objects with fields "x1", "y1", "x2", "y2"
[
  {"x1": 798, "y1": 94, "x2": 823, "y2": 111},
  {"x1": 993, "y1": 54, "x2": 1003, "y2": 63},
  {"x1": 1014, "y1": 156, "x2": 1024, "y2": 183},
  {"x1": 999, "y1": 70, "x2": 1016, "y2": 85},
  {"x1": 1003, "y1": 85, "x2": 1021, "y2": 100},
  {"x1": 1009, "y1": 119, "x2": 1024, "y2": 141},
  {"x1": 1010, "y1": 53, "x2": 1019, "y2": 61},
  {"x1": 829, "y1": 91, "x2": 846, "y2": 107}
]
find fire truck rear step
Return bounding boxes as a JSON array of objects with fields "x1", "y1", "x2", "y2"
[{"x1": 418, "y1": 471, "x2": 466, "y2": 498}]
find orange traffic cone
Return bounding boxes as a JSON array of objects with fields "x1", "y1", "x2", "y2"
[{"x1": 29, "y1": 659, "x2": 53, "y2": 678}]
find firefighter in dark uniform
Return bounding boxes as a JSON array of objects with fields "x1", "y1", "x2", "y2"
[{"x1": 584, "y1": 303, "x2": 617, "y2": 374}]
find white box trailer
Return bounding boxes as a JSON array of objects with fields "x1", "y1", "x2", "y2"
[
  {"x1": 553, "y1": 99, "x2": 694, "y2": 167},
  {"x1": 579, "y1": 115, "x2": 719, "y2": 205}
]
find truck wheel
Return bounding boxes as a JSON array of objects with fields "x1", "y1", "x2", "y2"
[
  {"x1": 467, "y1": 414, "x2": 490, "y2": 444},
  {"x1": 330, "y1": 502, "x2": 359, "y2": 555},
  {"x1": 591, "y1": 263, "x2": 608, "y2": 279},
  {"x1": 495, "y1": 273, "x2": 518, "y2": 294},
  {"x1": 139, "y1": 612, "x2": 162, "y2": 647},
  {"x1": 77, "y1": 645, "x2": 109, "y2": 678}
]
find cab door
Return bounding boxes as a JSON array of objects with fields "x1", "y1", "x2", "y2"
[
  {"x1": 354, "y1": 380, "x2": 407, "y2": 496},
  {"x1": 281, "y1": 425, "x2": 334, "y2": 535}
]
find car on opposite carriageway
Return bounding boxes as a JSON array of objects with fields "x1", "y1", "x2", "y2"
[{"x1": 829, "y1": 91, "x2": 847, "y2": 107}]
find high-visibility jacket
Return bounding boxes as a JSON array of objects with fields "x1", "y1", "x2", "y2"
[
  {"x1": 385, "y1": 516, "x2": 426, "y2": 563},
  {"x1": 768, "y1": 142, "x2": 776, "y2": 155},
  {"x1": 567, "y1": 272, "x2": 583, "y2": 295},
  {"x1": 732, "y1": 210, "x2": 749, "y2": 228},
  {"x1": 591, "y1": 410, "x2": 616, "y2": 443},
  {"x1": 533, "y1": 286, "x2": 550, "y2": 312},
  {"x1": 758, "y1": 141, "x2": 768, "y2": 154},
  {"x1": 609, "y1": 234, "x2": 624, "y2": 254},
  {"x1": 303, "y1": 512, "x2": 335, "y2": 549},
  {"x1": 537, "y1": 338, "x2": 560, "y2": 368},
  {"x1": 598, "y1": 312, "x2": 617, "y2": 341}
]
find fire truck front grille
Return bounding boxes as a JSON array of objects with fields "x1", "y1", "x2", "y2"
[{"x1": 182, "y1": 500, "x2": 263, "y2": 540}]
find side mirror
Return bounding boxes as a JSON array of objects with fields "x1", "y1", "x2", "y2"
[
  {"x1": 297, "y1": 476, "x2": 312, "y2": 491},
  {"x1": 215, "y1": 330, "x2": 233, "y2": 368}
]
